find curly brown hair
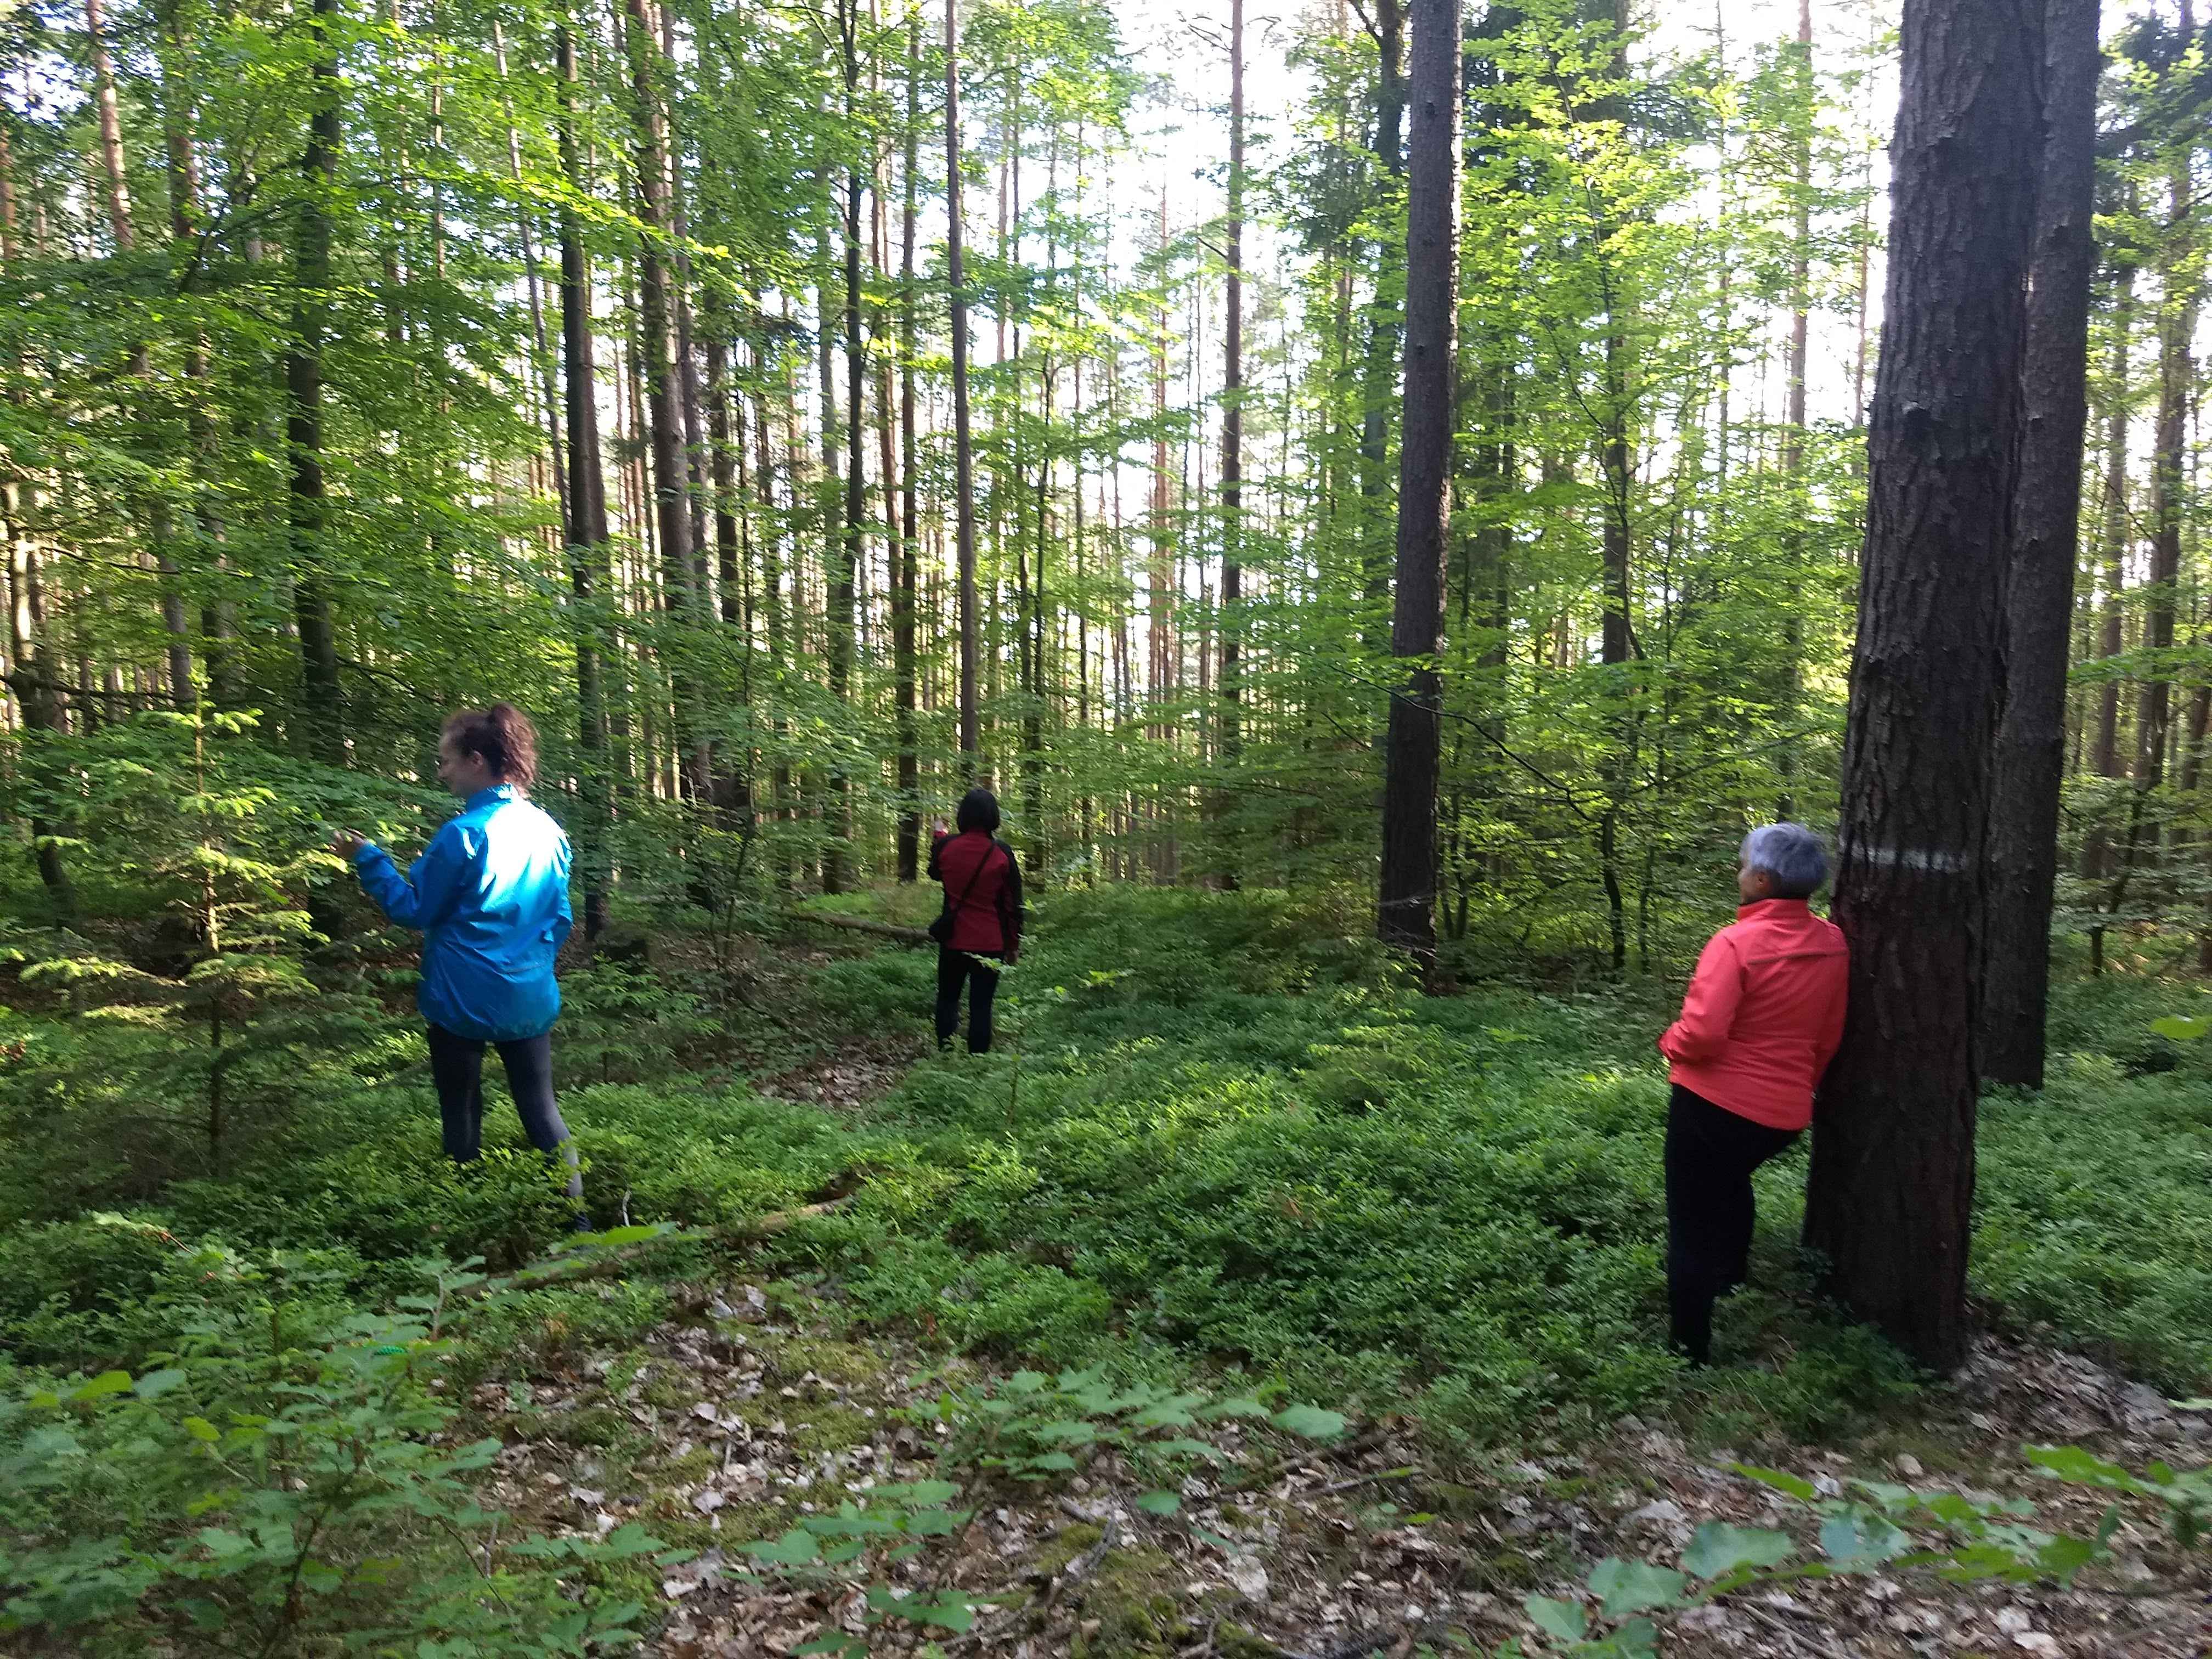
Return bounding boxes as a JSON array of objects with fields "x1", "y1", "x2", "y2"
[{"x1": 443, "y1": 702, "x2": 539, "y2": 789}]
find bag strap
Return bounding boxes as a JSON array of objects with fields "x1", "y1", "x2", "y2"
[{"x1": 946, "y1": 837, "x2": 1001, "y2": 916}]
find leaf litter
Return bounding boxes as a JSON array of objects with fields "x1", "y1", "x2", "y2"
[{"x1": 447, "y1": 1267, "x2": 2208, "y2": 1659}]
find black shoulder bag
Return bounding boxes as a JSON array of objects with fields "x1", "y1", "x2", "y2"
[{"x1": 928, "y1": 840, "x2": 1001, "y2": 945}]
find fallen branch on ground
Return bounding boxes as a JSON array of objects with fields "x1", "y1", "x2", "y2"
[
  {"x1": 454, "y1": 1199, "x2": 857, "y2": 1301},
  {"x1": 800, "y1": 912, "x2": 932, "y2": 945}
]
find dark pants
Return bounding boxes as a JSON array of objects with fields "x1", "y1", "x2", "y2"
[
  {"x1": 425, "y1": 1025, "x2": 583, "y2": 1200},
  {"x1": 934, "y1": 946, "x2": 1001, "y2": 1054},
  {"x1": 1664, "y1": 1083, "x2": 1799, "y2": 1364}
]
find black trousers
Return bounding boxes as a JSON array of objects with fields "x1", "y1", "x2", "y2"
[
  {"x1": 425, "y1": 1024, "x2": 583, "y2": 1199},
  {"x1": 934, "y1": 946, "x2": 1001, "y2": 1054},
  {"x1": 1664, "y1": 1083, "x2": 1799, "y2": 1363}
]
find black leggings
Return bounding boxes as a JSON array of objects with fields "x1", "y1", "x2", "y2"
[
  {"x1": 934, "y1": 946, "x2": 1001, "y2": 1054},
  {"x1": 1664, "y1": 1083, "x2": 1799, "y2": 1363},
  {"x1": 425, "y1": 1025, "x2": 583, "y2": 1199}
]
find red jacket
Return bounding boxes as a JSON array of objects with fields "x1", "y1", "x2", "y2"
[
  {"x1": 928, "y1": 830, "x2": 1024, "y2": 957},
  {"x1": 1658, "y1": 898, "x2": 1848, "y2": 1132}
]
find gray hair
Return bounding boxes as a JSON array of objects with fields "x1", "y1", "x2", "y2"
[{"x1": 1741, "y1": 823, "x2": 1830, "y2": 899}]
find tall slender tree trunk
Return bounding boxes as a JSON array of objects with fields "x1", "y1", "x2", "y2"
[
  {"x1": 1775, "y1": 0, "x2": 1812, "y2": 818},
  {"x1": 1802, "y1": 0, "x2": 2045, "y2": 1370},
  {"x1": 1217, "y1": 0, "x2": 1245, "y2": 888},
  {"x1": 558, "y1": 18, "x2": 611, "y2": 938},
  {"x1": 1978, "y1": 0, "x2": 2101, "y2": 1090},
  {"x1": 1375, "y1": 0, "x2": 1460, "y2": 965},
  {"x1": 288, "y1": 0, "x2": 345, "y2": 764},
  {"x1": 894, "y1": 4, "x2": 923, "y2": 878},
  {"x1": 157, "y1": 0, "x2": 235, "y2": 709},
  {"x1": 2081, "y1": 258, "x2": 2134, "y2": 985},
  {"x1": 1356, "y1": 0, "x2": 1406, "y2": 651},
  {"x1": 945, "y1": 0, "x2": 980, "y2": 765},
  {"x1": 623, "y1": 0, "x2": 700, "y2": 806},
  {"x1": 493, "y1": 19, "x2": 568, "y2": 529},
  {"x1": 85, "y1": 0, "x2": 196, "y2": 708},
  {"x1": 1148, "y1": 190, "x2": 1179, "y2": 884},
  {"x1": 2134, "y1": 161, "x2": 2200, "y2": 799},
  {"x1": 822, "y1": 0, "x2": 865, "y2": 894}
]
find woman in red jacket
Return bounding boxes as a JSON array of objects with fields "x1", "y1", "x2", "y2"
[
  {"x1": 1657, "y1": 823, "x2": 1848, "y2": 1364},
  {"x1": 927, "y1": 788, "x2": 1024, "y2": 1053}
]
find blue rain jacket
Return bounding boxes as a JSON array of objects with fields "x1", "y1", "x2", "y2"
[{"x1": 352, "y1": 785, "x2": 573, "y2": 1042}]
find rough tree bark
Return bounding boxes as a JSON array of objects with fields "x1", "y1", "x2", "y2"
[
  {"x1": 1802, "y1": 0, "x2": 2045, "y2": 1370},
  {"x1": 1375, "y1": 0, "x2": 1460, "y2": 963},
  {"x1": 1978, "y1": 0, "x2": 2101, "y2": 1090}
]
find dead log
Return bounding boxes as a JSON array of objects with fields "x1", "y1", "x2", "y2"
[{"x1": 801, "y1": 911, "x2": 932, "y2": 946}]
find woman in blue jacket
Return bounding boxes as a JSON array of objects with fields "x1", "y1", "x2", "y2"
[{"x1": 332, "y1": 704, "x2": 585, "y2": 1221}]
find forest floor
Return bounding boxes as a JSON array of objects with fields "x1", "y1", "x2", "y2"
[
  {"x1": 472, "y1": 1028, "x2": 2212, "y2": 1659},
  {"x1": 3, "y1": 884, "x2": 2210, "y2": 1656},
  {"x1": 500, "y1": 1276, "x2": 2212, "y2": 1659}
]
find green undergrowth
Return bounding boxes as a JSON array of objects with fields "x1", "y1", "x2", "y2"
[{"x1": 2, "y1": 885, "x2": 2207, "y2": 1458}]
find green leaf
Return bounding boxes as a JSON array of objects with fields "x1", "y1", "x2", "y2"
[
  {"x1": 2033, "y1": 1533, "x2": 2104, "y2": 1583},
  {"x1": 71, "y1": 1370, "x2": 137, "y2": 1402},
  {"x1": 2148, "y1": 1015, "x2": 2210, "y2": 1041},
  {"x1": 1682, "y1": 1522, "x2": 1793, "y2": 1580},
  {"x1": 1136, "y1": 1490, "x2": 1181, "y2": 1516},
  {"x1": 874, "y1": 1479, "x2": 963, "y2": 1508},
  {"x1": 1935, "y1": 1542, "x2": 2039, "y2": 1583},
  {"x1": 1730, "y1": 1464, "x2": 1817, "y2": 1503},
  {"x1": 1154, "y1": 1437, "x2": 1228, "y2": 1463},
  {"x1": 2025, "y1": 1445, "x2": 2150, "y2": 1495},
  {"x1": 1199, "y1": 1396, "x2": 1274, "y2": 1421},
  {"x1": 741, "y1": 1528, "x2": 821, "y2": 1567},
  {"x1": 1587, "y1": 1557, "x2": 1685, "y2": 1618},
  {"x1": 1032, "y1": 1419, "x2": 1102, "y2": 1445},
  {"x1": 133, "y1": 1368, "x2": 189, "y2": 1400},
  {"x1": 1523, "y1": 1595, "x2": 1585, "y2": 1643},
  {"x1": 1819, "y1": 1513, "x2": 1911, "y2": 1570},
  {"x1": 1271, "y1": 1404, "x2": 1347, "y2": 1440},
  {"x1": 1611, "y1": 1615, "x2": 1661, "y2": 1658},
  {"x1": 866, "y1": 1586, "x2": 978, "y2": 1633}
]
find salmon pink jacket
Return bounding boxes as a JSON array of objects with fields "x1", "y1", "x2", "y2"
[{"x1": 1657, "y1": 898, "x2": 1849, "y2": 1132}]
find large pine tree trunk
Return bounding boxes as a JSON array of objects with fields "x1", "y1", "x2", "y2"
[
  {"x1": 288, "y1": 0, "x2": 345, "y2": 764},
  {"x1": 1978, "y1": 0, "x2": 2101, "y2": 1090},
  {"x1": 1802, "y1": 0, "x2": 2045, "y2": 1370},
  {"x1": 1375, "y1": 0, "x2": 1460, "y2": 963}
]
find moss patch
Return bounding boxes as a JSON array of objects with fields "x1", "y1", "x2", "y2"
[
  {"x1": 744, "y1": 1328, "x2": 893, "y2": 1388},
  {"x1": 1066, "y1": 1542, "x2": 1185, "y2": 1658}
]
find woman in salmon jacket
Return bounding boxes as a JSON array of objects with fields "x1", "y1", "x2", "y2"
[{"x1": 1657, "y1": 823, "x2": 1847, "y2": 1364}]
